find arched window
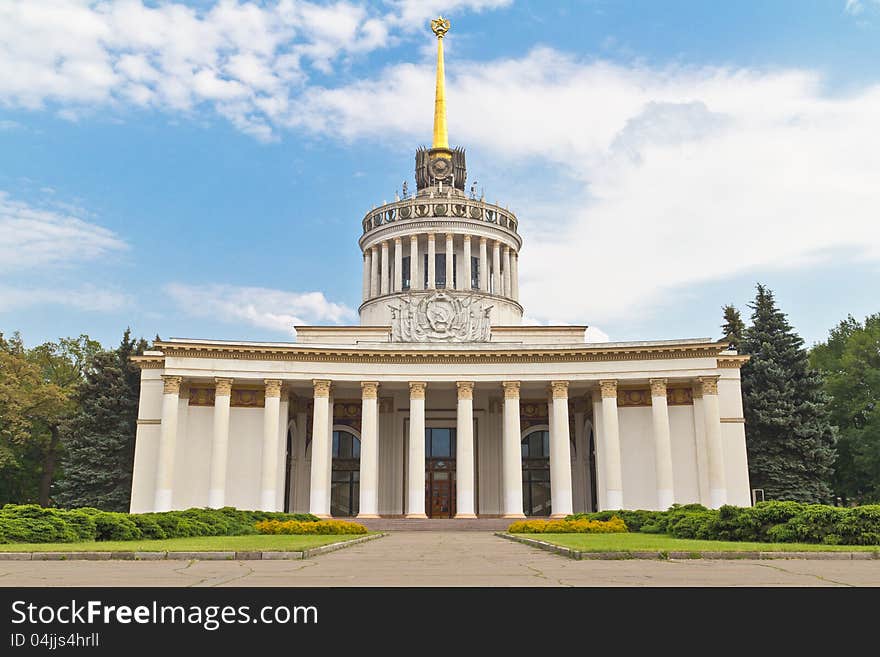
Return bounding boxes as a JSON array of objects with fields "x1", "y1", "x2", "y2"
[
  {"x1": 522, "y1": 429, "x2": 551, "y2": 517},
  {"x1": 331, "y1": 429, "x2": 360, "y2": 517}
]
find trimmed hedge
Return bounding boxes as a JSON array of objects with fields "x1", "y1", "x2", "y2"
[
  {"x1": 0, "y1": 505, "x2": 319, "y2": 544},
  {"x1": 567, "y1": 502, "x2": 880, "y2": 546},
  {"x1": 255, "y1": 519, "x2": 368, "y2": 535},
  {"x1": 508, "y1": 517, "x2": 628, "y2": 534}
]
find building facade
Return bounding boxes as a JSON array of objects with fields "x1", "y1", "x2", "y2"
[{"x1": 130, "y1": 19, "x2": 751, "y2": 518}]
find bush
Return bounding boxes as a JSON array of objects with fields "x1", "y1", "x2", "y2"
[
  {"x1": 508, "y1": 517, "x2": 628, "y2": 534},
  {"x1": 0, "y1": 505, "x2": 321, "y2": 544},
  {"x1": 255, "y1": 519, "x2": 368, "y2": 535}
]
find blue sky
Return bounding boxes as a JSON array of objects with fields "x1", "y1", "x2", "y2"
[{"x1": 1, "y1": 0, "x2": 879, "y2": 349}]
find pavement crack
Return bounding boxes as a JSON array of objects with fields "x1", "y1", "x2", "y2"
[
  {"x1": 752, "y1": 562, "x2": 856, "y2": 587},
  {"x1": 210, "y1": 563, "x2": 255, "y2": 587}
]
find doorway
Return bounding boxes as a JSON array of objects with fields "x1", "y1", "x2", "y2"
[{"x1": 425, "y1": 427, "x2": 456, "y2": 518}]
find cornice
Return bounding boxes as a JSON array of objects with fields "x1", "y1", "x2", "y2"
[
  {"x1": 148, "y1": 339, "x2": 726, "y2": 365},
  {"x1": 717, "y1": 355, "x2": 750, "y2": 368},
  {"x1": 132, "y1": 355, "x2": 165, "y2": 369}
]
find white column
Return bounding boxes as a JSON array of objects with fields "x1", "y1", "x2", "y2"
[
  {"x1": 380, "y1": 240, "x2": 390, "y2": 295},
  {"x1": 362, "y1": 251, "x2": 370, "y2": 301},
  {"x1": 207, "y1": 377, "x2": 233, "y2": 508},
  {"x1": 445, "y1": 232, "x2": 455, "y2": 289},
  {"x1": 492, "y1": 241, "x2": 501, "y2": 295},
  {"x1": 463, "y1": 235, "x2": 472, "y2": 291},
  {"x1": 406, "y1": 382, "x2": 427, "y2": 518},
  {"x1": 393, "y1": 237, "x2": 403, "y2": 293},
  {"x1": 427, "y1": 233, "x2": 436, "y2": 289},
  {"x1": 549, "y1": 381, "x2": 574, "y2": 518},
  {"x1": 650, "y1": 378, "x2": 675, "y2": 511},
  {"x1": 700, "y1": 376, "x2": 727, "y2": 508},
  {"x1": 370, "y1": 245, "x2": 379, "y2": 298},
  {"x1": 154, "y1": 375, "x2": 181, "y2": 512},
  {"x1": 455, "y1": 381, "x2": 476, "y2": 518},
  {"x1": 309, "y1": 380, "x2": 332, "y2": 518},
  {"x1": 358, "y1": 382, "x2": 380, "y2": 518},
  {"x1": 479, "y1": 237, "x2": 488, "y2": 292},
  {"x1": 502, "y1": 381, "x2": 525, "y2": 518},
  {"x1": 692, "y1": 385, "x2": 711, "y2": 504},
  {"x1": 511, "y1": 251, "x2": 519, "y2": 301},
  {"x1": 260, "y1": 379, "x2": 282, "y2": 511},
  {"x1": 410, "y1": 235, "x2": 420, "y2": 290},
  {"x1": 599, "y1": 380, "x2": 623, "y2": 509},
  {"x1": 502, "y1": 245, "x2": 511, "y2": 298}
]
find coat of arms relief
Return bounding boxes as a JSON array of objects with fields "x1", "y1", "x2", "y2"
[{"x1": 389, "y1": 292, "x2": 492, "y2": 342}]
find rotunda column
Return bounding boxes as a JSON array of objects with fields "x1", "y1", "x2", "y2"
[
  {"x1": 427, "y1": 233, "x2": 436, "y2": 289},
  {"x1": 410, "y1": 235, "x2": 420, "y2": 290},
  {"x1": 492, "y1": 240, "x2": 501, "y2": 295},
  {"x1": 370, "y1": 245, "x2": 379, "y2": 298},
  {"x1": 502, "y1": 245, "x2": 512, "y2": 298},
  {"x1": 511, "y1": 251, "x2": 520, "y2": 301},
  {"x1": 380, "y1": 240, "x2": 390, "y2": 295},
  {"x1": 394, "y1": 237, "x2": 403, "y2": 293},
  {"x1": 463, "y1": 235, "x2": 472, "y2": 291},
  {"x1": 362, "y1": 251, "x2": 370, "y2": 301},
  {"x1": 479, "y1": 237, "x2": 488, "y2": 292},
  {"x1": 445, "y1": 232, "x2": 455, "y2": 290}
]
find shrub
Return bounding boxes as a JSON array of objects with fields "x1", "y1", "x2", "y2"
[
  {"x1": 255, "y1": 519, "x2": 368, "y2": 535},
  {"x1": 0, "y1": 505, "x2": 81, "y2": 543},
  {"x1": 508, "y1": 517, "x2": 627, "y2": 534}
]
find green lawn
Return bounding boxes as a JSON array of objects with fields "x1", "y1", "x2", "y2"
[
  {"x1": 512, "y1": 532, "x2": 880, "y2": 553},
  {"x1": 0, "y1": 534, "x2": 372, "y2": 553}
]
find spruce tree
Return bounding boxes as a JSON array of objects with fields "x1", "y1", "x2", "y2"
[
  {"x1": 740, "y1": 285, "x2": 836, "y2": 502},
  {"x1": 721, "y1": 304, "x2": 745, "y2": 349},
  {"x1": 55, "y1": 329, "x2": 147, "y2": 511}
]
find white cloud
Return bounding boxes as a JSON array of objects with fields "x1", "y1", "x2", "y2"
[
  {"x1": 0, "y1": 191, "x2": 127, "y2": 272},
  {"x1": 165, "y1": 283, "x2": 356, "y2": 335},
  {"x1": 0, "y1": 284, "x2": 130, "y2": 313},
  {"x1": 288, "y1": 50, "x2": 880, "y2": 327},
  {"x1": 0, "y1": 0, "x2": 505, "y2": 141}
]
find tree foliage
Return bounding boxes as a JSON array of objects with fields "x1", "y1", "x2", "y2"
[
  {"x1": 721, "y1": 304, "x2": 746, "y2": 349},
  {"x1": 739, "y1": 285, "x2": 836, "y2": 503},
  {"x1": 55, "y1": 329, "x2": 147, "y2": 511},
  {"x1": 810, "y1": 314, "x2": 880, "y2": 503}
]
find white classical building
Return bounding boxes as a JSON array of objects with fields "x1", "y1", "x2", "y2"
[{"x1": 130, "y1": 19, "x2": 751, "y2": 519}]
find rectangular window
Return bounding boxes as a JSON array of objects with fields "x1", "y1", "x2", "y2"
[
  {"x1": 436, "y1": 254, "x2": 446, "y2": 288},
  {"x1": 402, "y1": 256, "x2": 411, "y2": 290},
  {"x1": 471, "y1": 256, "x2": 480, "y2": 290}
]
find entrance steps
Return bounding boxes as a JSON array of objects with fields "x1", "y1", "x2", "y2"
[{"x1": 355, "y1": 518, "x2": 513, "y2": 532}]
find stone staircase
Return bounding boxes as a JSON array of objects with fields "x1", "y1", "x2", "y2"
[{"x1": 356, "y1": 518, "x2": 513, "y2": 532}]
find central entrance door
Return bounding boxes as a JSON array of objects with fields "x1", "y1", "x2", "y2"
[{"x1": 425, "y1": 427, "x2": 456, "y2": 518}]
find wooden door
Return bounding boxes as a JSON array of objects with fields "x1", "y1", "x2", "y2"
[{"x1": 426, "y1": 471, "x2": 456, "y2": 518}]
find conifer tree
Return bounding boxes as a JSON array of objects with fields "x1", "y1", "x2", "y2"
[
  {"x1": 740, "y1": 285, "x2": 836, "y2": 502},
  {"x1": 55, "y1": 329, "x2": 147, "y2": 510},
  {"x1": 721, "y1": 304, "x2": 746, "y2": 349}
]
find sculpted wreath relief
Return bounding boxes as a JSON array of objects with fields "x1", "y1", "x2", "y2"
[{"x1": 390, "y1": 292, "x2": 492, "y2": 342}]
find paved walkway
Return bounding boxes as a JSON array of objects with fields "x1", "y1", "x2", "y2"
[{"x1": 1, "y1": 532, "x2": 878, "y2": 587}]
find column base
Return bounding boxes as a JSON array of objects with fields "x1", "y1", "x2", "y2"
[
  {"x1": 502, "y1": 513, "x2": 526, "y2": 519},
  {"x1": 710, "y1": 489, "x2": 727, "y2": 509},
  {"x1": 356, "y1": 513, "x2": 380, "y2": 519},
  {"x1": 312, "y1": 514, "x2": 332, "y2": 519},
  {"x1": 550, "y1": 513, "x2": 570, "y2": 519},
  {"x1": 153, "y1": 489, "x2": 173, "y2": 513},
  {"x1": 454, "y1": 513, "x2": 478, "y2": 519},
  {"x1": 405, "y1": 513, "x2": 428, "y2": 519}
]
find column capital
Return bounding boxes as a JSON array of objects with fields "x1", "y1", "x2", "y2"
[
  {"x1": 361, "y1": 381, "x2": 379, "y2": 399},
  {"x1": 503, "y1": 244, "x2": 510, "y2": 253},
  {"x1": 264, "y1": 379, "x2": 283, "y2": 398},
  {"x1": 313, "y1": 379, "x2": 332, "y2": 398},
  {"x1": 599, "y1": 379, "x2": 618, "y2": 399},
  {"x1": 162, "y1": 375, "x2": 182, "y2": 395},
  {"x1": 502, "y1": 380, "x2": 521, "y2": 399},
  {"x1": 479, "y1": 236, "x2": 487, "y2": 245},
  {"x1": 649, "y1": 378, "x2": 668, "y2": 397},
  {"x1": 214, "y1": 377, "x2": 234, "y2": 396},
  {"x1": 393, "y1": 236, "x2": 402, "y2": 245},
  {"x1": 381, "y1": 239, "x2": 389, "y2": 248},
  {"x1": 550, "y1": 380, "x2": 569, "y2": 399},
  {"x1": 692, "y1": 382, "x2": 703, "y2": 399},
  {"x1": 456, "y1": 381, "x2": 474, "y2": 400},
  {"x1": 409, "y1": 381, "x2": 427, "y2": 399},
  {"x1": 410, "y1": 234, "x2": 418, "y2": 242},
  {"x1": 371, "y1": 244, "x2": 379, "y2": 252},
  {"x1": 698, "y1": 376, "x2": 719, "y2": 396},
  {"x1": 462, "y1": 234, "x2": 471, "y2": 243},
  {"x1": 427, "y1": 232, "x2": 436, "y2": 242}
]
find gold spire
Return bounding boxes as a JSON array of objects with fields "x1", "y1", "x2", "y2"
[{"x1": 430, "y1": 16, "x2": 451, "y2": 151}]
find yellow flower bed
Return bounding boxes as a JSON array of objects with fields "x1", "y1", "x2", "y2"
[
  {"x1": 508, "y1": 516, "x2": 628, "y2": 534},
  {"x1": 255, "y1": 519, "x2": 368, "y2": 535}
]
